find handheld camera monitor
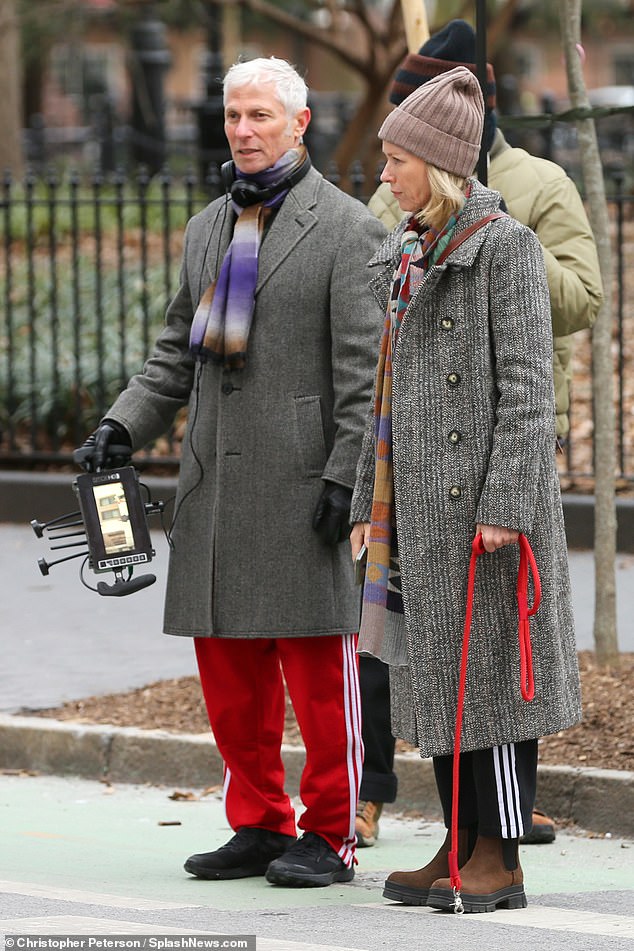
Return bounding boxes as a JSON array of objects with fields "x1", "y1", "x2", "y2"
[
  {"x1": 32, "y1": 464, "x2": 164, "y2": 597},
  {"x1": 74, "y1": 467, "x2": 154, "y2": 574}
]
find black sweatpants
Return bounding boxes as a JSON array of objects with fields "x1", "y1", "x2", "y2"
[
  {"x1": 358, "y1": 655, "x2": 398, "y2": 803},
  {"x1": 433, "y1": 739, "x2": 538, "y2": 838}
]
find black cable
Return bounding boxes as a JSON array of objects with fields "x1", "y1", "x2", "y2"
[
  {"x1": 79, "y1": 556, "x2": 99, "y2": 593},
  {"x1": 156, "y1": 493, "x2": 175, "y2": 548},
  {"x1": 138, "y1": 479, "x2": 175, "y2": 549},
  {"x1": 166, "y1": 362, "x2": 206, "y2": 551},
  {"x1": 167, "y1": 188, "x2": 231, "y2": 551}
]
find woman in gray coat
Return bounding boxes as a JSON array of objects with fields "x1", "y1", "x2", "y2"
[{"x1": 350, "y1": 67, "x2": 581, "y2": 913}]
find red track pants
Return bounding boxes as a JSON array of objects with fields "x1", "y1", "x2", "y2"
[{"x1": 194, "y1": 633, "x2": 362, "y2": 868}]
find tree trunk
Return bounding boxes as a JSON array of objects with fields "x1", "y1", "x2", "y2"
[
  {"x1": 559, "y1": 0, "x2": 619, "y2": 666},
  {"x1": 0, "y1": 0, "x2": 24, "y2": 176},
  {"x1": 333, "y1": 76, "x2": 393, "y2": 184}
]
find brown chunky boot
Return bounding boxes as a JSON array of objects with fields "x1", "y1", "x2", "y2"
[
  {"x1": 383, "y1": 827, "x2": 474, "y2": 906},
  {"x1": 427, "y1": 834, "x2": 526, "y2": 913}
]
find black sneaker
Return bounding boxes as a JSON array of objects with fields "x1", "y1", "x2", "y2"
[
  {"x1": 184, "y1": 827, "x2": 296, "y2": 880},
  {"x1": 265, "y1": 832, "x2": 355, "y2": 887}
]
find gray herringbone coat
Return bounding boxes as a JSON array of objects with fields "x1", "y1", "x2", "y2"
[
  {"x1": 107, "y1": 168, "x2": 386, "y2": 637},
  {"x1": 351, "y1": 179, "x2": 582, "y2": 758}
]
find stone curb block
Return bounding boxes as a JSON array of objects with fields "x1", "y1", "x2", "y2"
[
  {"x1": 535, "y1": 764, "x2": 634, "y2": 837},
  {"x1": 1, "y1": 715, "x2": 633, "y2": 837},
  {"x1": 565, "y1": 766, "x2": 634, "y2": 836},
  {"x1": 0, "y1": 715, "x2": 112, "y2": 778}
]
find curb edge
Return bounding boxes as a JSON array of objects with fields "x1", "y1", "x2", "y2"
[{"x1": 1, "y1": 714, "x2": 633, "y2": 838}]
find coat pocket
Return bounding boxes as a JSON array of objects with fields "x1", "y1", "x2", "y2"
[{"x1": 294, "y1": 395, "x2": 327, "y2": 477}]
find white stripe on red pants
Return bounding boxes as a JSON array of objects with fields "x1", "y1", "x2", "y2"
[{"x1": 194, "y1": 633, "x2": 363, "y2": 867}]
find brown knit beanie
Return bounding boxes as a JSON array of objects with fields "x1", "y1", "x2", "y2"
[{"x1": 378, "y1": 66, "x2": 484, "y2": 178}]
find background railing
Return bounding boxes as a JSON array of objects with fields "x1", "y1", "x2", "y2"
[{"x1": 1, "y1": 165, "x2": 632, "y2": 488}]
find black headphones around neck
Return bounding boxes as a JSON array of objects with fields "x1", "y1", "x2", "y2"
[{"x1": 221, "y1": 156, "x2": 312, "y2": 207}]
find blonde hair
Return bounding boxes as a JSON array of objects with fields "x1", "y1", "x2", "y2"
[{"x1": 416, "y1": 166, "x2": 468, "y2": 232}]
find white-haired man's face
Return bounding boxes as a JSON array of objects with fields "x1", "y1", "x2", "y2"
[{"x1": 224, "y1": 81, "x2": 310, "y2": 174}]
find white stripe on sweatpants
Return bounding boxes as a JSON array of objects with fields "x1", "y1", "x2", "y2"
[
  {"x1": 493, "y1": 743, "x2": 525, "y2": 838},
  {"x1": 222, "y1": 765, "x2": 232, "y2": 826},
  {"x1": 338, "y1": 632, "x2": 363, "y2": 868}
]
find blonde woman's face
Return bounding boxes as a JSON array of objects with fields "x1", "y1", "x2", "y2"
[{"x1": 380, "y1": 143, "x2": 430, "y2": 212}]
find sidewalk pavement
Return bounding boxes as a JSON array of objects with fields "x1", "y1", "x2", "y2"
[
  {"x1": 1, "y1": 773, "x2": 634, "y2": 951},
  {"x1": 1, "y1": 521, "x2": 633, "y2": 839}
]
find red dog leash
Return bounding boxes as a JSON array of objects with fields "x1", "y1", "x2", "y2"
[{"x1": 448, "y1": 532, "x2": 541, "y2": 914}]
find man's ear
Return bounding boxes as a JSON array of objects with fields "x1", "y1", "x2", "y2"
[{"x1": 295, "y1": 106, "x2": 311, "y2": 140}]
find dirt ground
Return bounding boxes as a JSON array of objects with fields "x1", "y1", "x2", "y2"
[{"x1": 32, "y1": 650, "x2": 634, "y2": 772}]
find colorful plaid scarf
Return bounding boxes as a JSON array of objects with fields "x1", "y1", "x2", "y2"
[
  {"x1": 359, "y1": 204, "x2": 464, "y2": 664},
  {"x1": 189, "y1": 147, "x2": 308, "y2": 368}
]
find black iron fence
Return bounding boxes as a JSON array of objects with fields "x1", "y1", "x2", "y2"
[{"x1": 1, "y1": 166, "x2": 632, "y2": 487}]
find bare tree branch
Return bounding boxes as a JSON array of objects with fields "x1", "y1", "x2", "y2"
[
  {"x1": 349, "y1": 0, "x2": 373, "y2": 32},
  {"x1": 387, "y1": 0, "x2": 404, "y2": 42},
  {"x1": 215, "y1": 0, "x2": 371, "y2": 75}
]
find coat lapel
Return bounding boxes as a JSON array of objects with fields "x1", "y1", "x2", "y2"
[
  {"x1": 201, "y1": 198, "x2": 235, "y2": 293},
  {"x1": 369, "y1": 224, "x2": 405, "y2": 311},
  {"x1": 255, "y1": 169, "x2": 321, "y2": 295}
]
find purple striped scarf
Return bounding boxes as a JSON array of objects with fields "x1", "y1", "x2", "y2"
[{"x1": 189, "y1": 147, "x2": 307, "y2": 368}]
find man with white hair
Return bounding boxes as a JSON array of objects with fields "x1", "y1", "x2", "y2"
[{"x1": 76, "y1": 57, "x2": 386, "y2": 887}]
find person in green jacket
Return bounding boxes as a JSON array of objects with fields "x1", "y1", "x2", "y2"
[
  {"x1": 355, "y1": 18, "x2": 602, "y2": 861},
  {"x1": 369, "y1": 19, "x2": 602, "y2": 441}
]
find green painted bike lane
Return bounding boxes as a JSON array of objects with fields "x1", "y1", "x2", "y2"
[{"x1": 2, "y1": 773, "x2": 633, "y2": 912}]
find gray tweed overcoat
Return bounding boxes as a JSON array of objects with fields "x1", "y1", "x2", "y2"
[
  {"x1": 350, "y1": 179, "x2": 582, "y2": 758},
  {"x1": 107, "y1": 168, "x2": 387, "y2": 638}
]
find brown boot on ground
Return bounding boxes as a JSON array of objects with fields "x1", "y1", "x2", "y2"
[
  {"x1": 355, "y1": 801, "x2": 383, "y2": 848},
  {"x1": 383, "y1": 827, "x2": 474, "y2": 906},
  {"x1": 520, "y1": 809, "x2": 556, "y2": 845},
  {"x1": 427, "y1": 834, "x2": 526, "y2": 913}
]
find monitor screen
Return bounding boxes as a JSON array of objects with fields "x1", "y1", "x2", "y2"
[{"x1": 75, "y1": 467, "x2": 154, "y2": 572}]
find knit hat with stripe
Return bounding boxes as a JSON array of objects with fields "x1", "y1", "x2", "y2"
[{"x1": 390, "y1": 19, "x2": 496, "y2": 109}]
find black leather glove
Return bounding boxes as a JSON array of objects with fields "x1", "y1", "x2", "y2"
[
  {"x1": 73, "y1": 420, "x2": 132, "y2": 472},
  {"x1": 312, "y1": 480, "x2": 353, "y2": 545}
]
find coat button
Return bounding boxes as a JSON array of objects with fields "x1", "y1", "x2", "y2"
[
  {"x1": 221, "y1": 382, "x2": 233, "y2": 395},
  {"x1": 449, "y1": 485, "x2": 462, "y2": 499},
  {"x1": 447, "y1": 372, "x2": 461, "y2": 386},
  {"x1": 441, "y1": 317, "x2": 454, "y2": 331},
  {"x1": 448, "y1": 430, "x2": 462, "y2": 445}
]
